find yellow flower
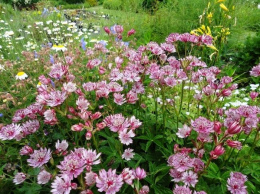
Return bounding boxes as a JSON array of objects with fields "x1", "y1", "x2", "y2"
[
  {"x1": 217, "y1": 0, "x2": 225, "y2": 3},
  {"x1": 38, "y1": 11, "x2": 41, "y2": 15},
  {"x1": 15, "y1": 72, "x2": 28, "y2": 80},
  {"x1": 207, "y1": 12, "x2": 213, "y2": 19},
  {"x1": 206, "y1": 26, "x2": 212, "y2": 36},
  {"x1": 37, "y1": 82, "x2": 42, "y2": 88},
  {"x1": 207, "y1": 45, "x2": 219, "y2": 51},
  {"x1": 220, "y1": 3, "x2": 229, "y2": 11},
  {"x1": 52, "y1": 45, "x2": 67, "y2": 52}
]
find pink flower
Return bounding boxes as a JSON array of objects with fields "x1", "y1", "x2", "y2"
[
  {"x1": 44, "y1": 109, "x2": 58, "y2": 125},
  {"x1": 214, "y1": 121, "x2": 222, "y2": 134},
  {"x1": 86, "y1": 59, "x2": 101, "y2": 69},
  {"x1": 85, "y1": 171, "x2": 97, "y2": 186},
  {"x1": 250, "y1": 63, "x2": 260, "y2": 77},
  {"x1": 27, "y1": 148, "x2": 52, "y2": 168},
  {"x1": 47, "y1": 90, "x2": 67, "y2": 107},
  {"x1": 119, "y1": 129, "x2": 135, "y2": 145},
  {"x1": 113, "y1": 93, "x2": 126, "y2": 105},
  {"x1": 55, "y1": 140, "x2": 69, "y2": 153},
  {"x1": 51, "y1": 175, "x2": 73, "y2": 194},
  {"x1": 114, "y1": 25, "x2": 124, "y2": 34},
  {"x1": 0, "y1": 123, "x2": 21, "y2": 140},
  {"x1": 96, "y1": 169, "x2": 123, "y2": 194},
  {"x1": 192, "y1": 158, "x2": 205, "y2": 173},
  {"x1": 83, "y1": 82, "x2": 96, "y2": 91},
  {"x1": 127, "y1": 29, "x2": 136, "y2": 37},
  {"x1": 227, "y1": 172, "x2": 248, "y2": 194},
  {"x1": 122, "y1": 148, "x2": 135, "y2": 161},
  {"x1": 76, "y1": 96, "x2": 90, "y2": 111},
  {"x1": 63, "y1": 82, "x2": 77, "y2": 93},
  {"x1": 173, "y1": 185, "x2": 192, "y2": 194},
  {"x1": 20, "y1": 145, "x2": 33, "y2": 155},
  {"x1": 104, "y1": 26, "x2": 110, "y2": 34},
  {"x1": 191, "y1": 117, "x2": 214, "y2": 134},
  {"x1": 210, "y1": 145, "x2": 225, "y2": 159},
  {"x1": 227, "y1": 139, "x2": 242, "y2": 150},
  {"x1": 134, "y1": 167, "x2": 146, "y2": 180},
  {"x1": 139, "y1": 185, "x2": 150, "y2": 194},
  {"x1": 129, "y1": 116, "x2": 142, "y2": 130},
  {"x1": 182, "y1": 171, "x2": 198, "y2": 187},
  {"x1": 250, "y1": 91, "x2": 258, "y2": 100},
  {"x1": 121, "y1": 168, "x2": 135, "y2": 185},
  {"x1": 21, "y1": 119, "x2": 40, "y2": 136},
  {"x1": 167, "y1": 153, "x2": 194, "y2": 172},
  {"x1": 104, "y1": 114, "x2": 130, "y2": 132},
  {"x1": 37, "y1": 170, "x2": 52, "y2": 184},
  {"x1": 13, "y1": 172, "x2": 26, "y2": 185},
  {"x1": 71, "y1": 123, "x2": 84, "y2": 132},
  {"x1": 126, "y1": 91, "x2": 138, "y2": 104},
  {"x1": 169, "y1": 169, "x2": 183, "y2": 182},
  {"x1": 176, "y1": 124, "x2": 191, "y2": 138},
  {"x1": 57, "y1": 151, "x2": 85, "y2": 179},
  {"x1": 227, "y1": 121, "x2": 242, "y2": 135},
  {"x1": 82, "y1": 149, "x2": 101, "y2": 166}
]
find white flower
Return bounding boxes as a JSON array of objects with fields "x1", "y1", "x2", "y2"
[
  {"x1": 51, "y1": 45, "x2": 67, "y2": 52},
  {"x1": 15, "y1": 72, "x2": 28, "y2": 80}
]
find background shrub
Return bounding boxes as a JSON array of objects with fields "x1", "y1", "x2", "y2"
[{"x1": 103, "y1": 0, "x2": 122, "y2": 10}]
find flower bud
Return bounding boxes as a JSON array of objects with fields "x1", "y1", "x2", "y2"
[
  {"x1": 96, "y1": 122, "x2": 106, "y2": 130},
  {"x1": 71, "y1": 124, "x2": 84, "y2": 132},
  {"x1": 210, "y1": 145, "x2": 225, "y2": 159},
  {"x1": 221, "y1": 89, "x2": 232, "y2": 97},
  {"x1": 134, "y1": 167, "x2": 146, "y2": 180},
  {"x1": 85, "y1": 131, "x2": 92, "y2": 140},
  {"x1": 214, "y1": 121, "x2": 222, "y2": 134},
  {"x1": 227, "y1": 121, "x2": 242, "y2": 135},
  {"x1": 104, "y1": 26, "x2": 110, "y2": 34},
  {"x1": 127, "y1": 29, "x2": 136, "y2": 37},
  {"x1": 226, "y1": 139, "x2": 242, "y2": 150},
  {"x1": 250, "y1": 91, "x2": 258, "y2": 100}
]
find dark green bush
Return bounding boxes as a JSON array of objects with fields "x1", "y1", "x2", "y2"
[
  {"x1": 2, "y1": 0, "x2": 40, "y2": 9},
  {"x1": 231, "y1": 32, "x2": 260, "y2": 78},
  {"x1": 64, "y1": 0, "x2": 85, "y2": 4}
]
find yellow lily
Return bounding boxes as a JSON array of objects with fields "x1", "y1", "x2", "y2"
[{"x1": 220, "y1": 3, "x2": 229, "y2": 11}]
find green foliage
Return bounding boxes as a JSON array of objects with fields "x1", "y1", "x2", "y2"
[
  {"x1": 230, "y1": 32, "x2": 260, "y2": 82},
  {"x1": 103, "y1": 0, "x2": 122, "y2": 10},
  {"x1": 64, "y1": 0, "x2": 85, "y2": 4}
]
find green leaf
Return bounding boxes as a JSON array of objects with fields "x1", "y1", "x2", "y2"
[
  {"x1": 145, "y1": 141, "x2": 152, "y2": 152},
  {"x1": 18, "y1": 183, "x2": 41, "y2": 194},
  {"x1": 204, "y1": 163, "x2": 220, "y2": 179},
  {"x1": 245, "y1": 181, "x2": 256, "y2": 193}
]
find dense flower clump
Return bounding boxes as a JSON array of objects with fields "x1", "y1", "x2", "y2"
[{"x1": 0, "y1": 24, "x2": 259, "y2": 193}]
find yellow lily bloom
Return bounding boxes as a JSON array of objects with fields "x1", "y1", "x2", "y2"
[
  {"x1": 207, "y1": 45, "x2": 219, "y2": 51},
  {"x1": 220, "y1": 3, "x2": 229, "y2": 11}
]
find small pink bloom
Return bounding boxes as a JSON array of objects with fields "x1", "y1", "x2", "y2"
[
  {"x1": 71, "y1": 124, "x2": 84, "y2": 132},
  {"x1": 55, "y1": 140, "x2": 69, "y2": 153},
  {"x1": 27, "y1": 148, "x2": 52, "y2": 168},
  {"x1": 96, "y1": 169, "x2": 123, "y2": 194},
  {"x1": 121, "y1": 168, "x2": 135, "y2": 185},
  {"x1": 122, "y1": 148, "x2": 135, "y2": 161},
  {"x1": 119, "y1": 129, "x2": 135, "y2": 145},
  {"x1": 127, "y1": 29, "x2": 136, "y2": 37},
  {"x1": 250, "y1": 91, "x2": 258, "y2": 100},
  {"x1": 173, "y1": 185, "x2": 192, "y2": 194},
  {"x1": 210, "y1": 145, "x2": 225, "y2": 159},
  {"x1": 13, "y1": 172, "x2": 26, "y2": 185},
  {"x1": 104, "y1": 26, "x2": 110, "y2": 34},
  {"x1": 37, "y1": 170, "x2": 52, "y2": 184},
  {"x1": 182, "y1": 171, "x2": 198, "y2": 187},
  {"x1": 134, "y1": 167, "x2": 146, "y2": 180},
  {"x1": 85, "y1": 171, "x2": 97, "y2": 186},
  {"x1": 214, "y1": 121, "x2": 222, "y2": 134},
  {"x1": 176, "y1": 124, "x2": 191, "y2": 138},
  {"x1": 139, "y1": 185, "x2": 150, "y2": 194},
  {"x1": 51, "y1": 175, "x2": 72, "y2": 194},
  {"x1": 227, "y1": 121, "x2": 242, "y2": 135},
  {"x1": 85, "y1": 131, "x2": 92, "y2": 140},
  {"x1": 20, "y1": 145, "x2": 33, "y2": 155},
  {"x1": 226, "y1": 139, "x2": 242, "y2": 150}
]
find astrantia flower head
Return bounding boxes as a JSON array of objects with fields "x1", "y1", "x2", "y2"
[
  {"x1": 182, "y1": 171, "x2": 198, "y2": 187},
  {"x1": 173, "y1": 185, "x2": 192, "y2": 194},
  {"x1": 176, "y1": 124, "x2": 191, "y2": 138},
  {"x1": 134, "y1": 167, "x2": 146, "y2": 180},
  {"x1": 168, "y1": 153, "x2": 194, "y2": 172},
  {"x1": 37, "y1": 170, "x2": 52, "y2": 184},
  {"x1": 85, "y1": 171, "x2": 97, "y2": 186},
  {"x1": 55, "y1": 140, "x2": 69, "y2": 153},
  {"x1": 121, "y1": 168, "x2": 135, "y2": 185},
  {"x1": 82, "y1": 149, "x2": 101, "y2": 166},
  {"x1": 191, "y1": 117, "x2": 214, "y2": 134},
  {"x1": 27, "y1": 148, "x2": 52, "y2": 168},
  {"x1": 0, "y1": 123, "x2": 21, "y2": 140},
  {"x1": 122, "y1": 148, "x2": 135, "y2": 161},
  {"x1": 119, "y1": 128, "x2": 135, "y2": 145},
  {"x1": 15, "y1": 72, "x2": 28, "y2": 80},
  {"x1": 51, "y1": 175, "x2": 72, "y2": 194},
  {"x1": 13, "y1": 172, "x2": 26, "y2": 185},
  {"x1": 96, "y1": 169, "x2": 123, "y2": 194},
  {"x1": 104, "y1": 114, "x2": 130, "y2": 132},
  {"x1": 227, "y1": 172, "x2": 248, "y2": 194}
]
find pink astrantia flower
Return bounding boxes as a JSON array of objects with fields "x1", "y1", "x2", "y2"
[
  {"x1": 168, "y1": 153, "x2": 194, "y2": 172},
  {"x1": 121, "y1": 168, "x2": 135, "y2": 185},
  {"x1": 37, "y1": 170, "x2": 52, "y2": 184},
  {"x1": 119, "y1": 129, "x2": 135, "y2": 145},
  {"x1": 57, "y1": 151, "x2": 85, "y2": 179},
  {"x1": 169, "y1": 169, "x2": 183, "y2": 182},
  {"x1": 104, "y1": 114, "x2": 130, "y2": 132},
  {"x1": 85, "y1": 171, "x2": 97, "y2": 186},
  {"x1": 44, "y1": 109, "x2": 58, "y2": 125},
  {"x1": 173, "y1": 185, "x2": 192, "y2": 194},
  {"x1": 176, "y1": 124, "x2": 191, "y2": 138},
  {"x1": 76, "y1": 96, "x2": 90, "y2": 111},
  {"x1": 226, "y1": 139, "x2": 242, "y2": 150},
  {"x1": 210, "y1": 145, "x2": 225, "y2": 159},
  {"x1": 51, "y1": 175, "x2": 72, "y2": 194},
  {"x1": 63, "y1": 82, "x2": 77, "y2": 93},
  {"x1": 55, "y1": 140, "x2": 69, "y2": 153},
  {"x1": 21, "y1": 119, "x2": 40, "y2": 136},
  {"x1": 139, "y1": 185, "x2": 150, "y2": 194},
  {"x1": 82, "y1": 149, "x2": 101, "y2": 166},
  {"x1": 27, "y1": 148, "x2": 52, "y2": 168},
  {"x1": 250, "y1": 63, "x2": 260, "y2": 77},
  {"x1": 113, "y1": 93, "x2": 126, "y2": 105},
  {"x1": 134, "y1": 167, "x2": 146, "y2": 180},
  {"x1": 13, "y1": 172, "x2": 26, "y2": 185},
  {"x1": 96, "y1": 169, "x2": 123, "y2": 194},
  {"x1": 227, "y1": 172, "x2": 248, "y2": 194},
  {"x1": 122, "y1": 148, "x2": 135, "y2": 161},
  {"x1": 0, "y1": 123, "x2": 21, "y2": 140},
  {"x1": 47, "y1": 90, "x2": 67, "y2": 107},
  {"x1": 191, "y1": 117, "x2": 214, "y2": 134},
  {"x1": 20, "y1": 145, "x2": 33, "y2": 155},
  {"x1": 182, "y1": 171, "x2": 198, "y2": 187}
]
